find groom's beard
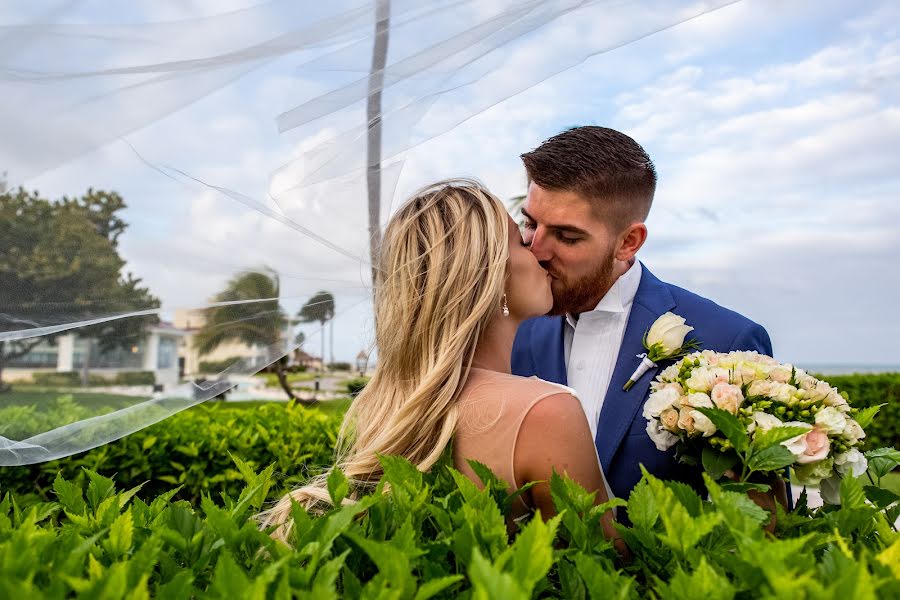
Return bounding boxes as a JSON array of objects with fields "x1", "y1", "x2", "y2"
[{"x1": 545, "y1": 252, "x2": 615, "y2": 316}]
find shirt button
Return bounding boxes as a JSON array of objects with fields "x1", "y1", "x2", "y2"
[{"x1": 577, "y1": 361, "x2": 585, "y2": 371}]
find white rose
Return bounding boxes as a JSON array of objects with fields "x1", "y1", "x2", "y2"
[
  {"x1": 685, "y1": 368, "x2": 716, "y2": 393},
  {"x1": 659, "y1": 363, "x2": 681, "y2": 382},
  {"x1": 747, "y1": 379, "x2": 779, "y2": 399},
  {"x1": 647, "y1": 312, "x2": 694, "y2": 355},
  {"x1": 642, "y1": 387, "x2": 681, "y2": 419},
  {"x1": 682, "y1": 392, "x2": 714, "y2": 409},
  {"x1": 814, "y1": 406, "x2": 848, "y2": 435},
  {"x1": 646, "y1": 419, "x2": 679, "y2": 451},
  {"x1": 769, "y1": 365, "x2": 794, "y2": 383},
  {"x1": 834, "y1": 448, "x2": 868, "y2": 478},
  {"x1": 690, "y1": 410, "x2": 717, "y2": 437},
  {"x1": 842, "y1": 419, "x2": 866, "y2": 444},
  {"x1": 711, "y1": 382, "x2": 744, "y2": 414},
  {"x1": 774, "y1": 384, "x2": 799, "y2": 404},
  {"x1": 747, "y1": 411, "x2": 783, "y2": 435},
  {"x1": 824, "y1": 389, "x2": 850, "y2": 409}
]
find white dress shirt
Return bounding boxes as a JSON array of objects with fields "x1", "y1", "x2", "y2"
[{"x1": 564, "y1": 261, "x2": 642, "y2": 440}]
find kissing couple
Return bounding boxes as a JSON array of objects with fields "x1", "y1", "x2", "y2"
[{"x1": 259, "y1": 126, "x2": 784, "y2": 549}]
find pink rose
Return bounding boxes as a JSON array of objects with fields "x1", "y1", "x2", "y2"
[
  {"x1": 711, "y1": 382, "x2": 744, "y2": 414},
  {"x1": 797, "y1": 426, "x2": 830, "y2": 465}
]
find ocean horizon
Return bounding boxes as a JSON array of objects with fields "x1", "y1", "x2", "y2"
[{"x1": 796, "y1": 364, "x2": 900, "y2": 376}]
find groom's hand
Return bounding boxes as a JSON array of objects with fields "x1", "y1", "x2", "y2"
[{"x1": 723, "y1": 469, "x2": 788, "y2": 534}]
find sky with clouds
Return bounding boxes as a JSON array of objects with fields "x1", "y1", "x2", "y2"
[{"x1": 4, "y1": 0, "x2": 899, "y2": 369}]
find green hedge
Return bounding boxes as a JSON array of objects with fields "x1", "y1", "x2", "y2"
[
  {"x1": 345, "y1": 376, "x2": 370, "y2": 396},
  {"x1": 28, "y1": 371, "x2": 156, "y2": 387},
  {"x1": 1, "y1": 451, "x2": 898, "y2": 598},
  {"x1": 0, "y1": 402, "x2": 343, "y2": 505},
  {"x1": 819, "y1": 373, "x2": 900, "y2": 450},
  {"x1": 31, "y1": 372, "x2": 109, "y2": 387}
]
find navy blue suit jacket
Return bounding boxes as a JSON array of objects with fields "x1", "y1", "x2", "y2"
[{"x1": 511, "y1": 264, "x2": 773, "y2": 502}]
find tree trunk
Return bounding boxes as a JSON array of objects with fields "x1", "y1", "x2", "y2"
[
  {"x1": 0, "y1": 341, "x2": 6, "y2": 391},
  {"x1": 329, "y1": 318, "x2": 334, "y2": 365},
  {"x1": 366, "y1": 0, "x2": 390, "y2": 290},
  {"x1": 277, "y1": 358, "x2": 314, "y2": 407},
  {"x1": 81, "y1": 338, "x2": 92, "y2": 387},
  {"x1": 320, "y1": 321, "x2": 326, "y2": 374}
]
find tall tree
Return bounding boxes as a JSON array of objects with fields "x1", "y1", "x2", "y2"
[
  {"x1": 366, "y1": 0, "x2": 391, "y2": 290},
  {"x1": 192, "y1": 269, "x2": 306, "y2": 404},
  {"x1": 298, "y1": 291, "x2": 335, "y2": 375},
  {"x1": 0, "y1": 186, "x2": 159, "y2": 390}
]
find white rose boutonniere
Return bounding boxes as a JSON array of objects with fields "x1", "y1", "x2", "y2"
[{"x1": 623, "y1": 312, "x2": 700, "y2": 391}]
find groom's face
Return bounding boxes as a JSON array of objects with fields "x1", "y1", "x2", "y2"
[{"x1": 521, "y1": 182, "x2": 618, "y2": 316}]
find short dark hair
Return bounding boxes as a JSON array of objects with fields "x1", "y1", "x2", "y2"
[{"x1": 520, "y1": 126, "x2": 657, "y2": 231}]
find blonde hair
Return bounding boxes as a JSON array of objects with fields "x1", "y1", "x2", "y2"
[{"x1": 257, "y1": 178, "x2": 510, "y2": 543}]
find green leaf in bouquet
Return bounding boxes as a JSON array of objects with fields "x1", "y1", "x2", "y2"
[
  {"x1": 746, "y1": 444, "x2": 796, "y2": 473},
  {"x1": 326, "y1": 468, "x2": 350, "y2": 507},
  {"x1": 701, "y1": 446, "x2": 738, "y2": 481},
  {"x1": 865, "y1": 448, "x2": 900, "y2": 480},
  {"x1": 862, "y1": 486, "x2": 900, "y2": 509},
  {"x1": 694, "y1": 407, "x2": 748, "y2": 454},
  {"x1": 750, "y1": 425, "x2": 812, "y2": 453},
  {"x1": 853, "y1": 404, "x2": 883, "y2": 429}
]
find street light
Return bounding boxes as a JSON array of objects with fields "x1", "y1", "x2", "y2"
[{"x1": 356, "y1": 350, "x2": 369, "y2": 376}]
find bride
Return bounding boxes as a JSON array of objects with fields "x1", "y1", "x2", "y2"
[{"x1": 258, "y1": 178, "x2": 621, "y2": 549}]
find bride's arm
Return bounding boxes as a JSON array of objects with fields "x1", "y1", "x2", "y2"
[{"x1": 513, "y1": 392, "x2": 625, "y2": 553}]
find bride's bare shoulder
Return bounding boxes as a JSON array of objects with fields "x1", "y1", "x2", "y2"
[{"x1": 467, "y1": 368, "x2": 577, "y2": 401}]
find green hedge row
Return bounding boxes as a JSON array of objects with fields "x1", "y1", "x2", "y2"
[
  {"x1": 0, "y1": 402, "x2": 344, "y2": 505},
  {"x1": 1, "y1": 450, "x2": 898, "y2": 598},
  {"x1": 820, "y1": 373, "x2": 900, "y2": 450},
  {"x1": 30, "y1": 371, "x2": 156, "y2": 387}
]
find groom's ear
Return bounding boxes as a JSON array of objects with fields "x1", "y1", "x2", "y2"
[{"x1": 614, "y1": 223, "x2": 648, "y2": 262}]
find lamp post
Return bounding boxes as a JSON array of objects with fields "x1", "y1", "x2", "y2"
[{"x1": 356, "y1": 350, "x2": 369, "y2": 376}]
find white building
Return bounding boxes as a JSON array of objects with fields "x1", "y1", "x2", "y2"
[{"x1": 6, "y1": 323, "x2": 189, "y2": 388}]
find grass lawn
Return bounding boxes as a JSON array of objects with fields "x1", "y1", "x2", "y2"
[
  {"x1": 0, "y1": 389, "x2": 145, "y2": 410},
  {"x1": 257, "y1": 372, "x2": 320, "y2": 387}
]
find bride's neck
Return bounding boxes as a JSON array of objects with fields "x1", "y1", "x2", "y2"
[{"x1": 470, "y1": 314, "x2": 519, "y2": 374}]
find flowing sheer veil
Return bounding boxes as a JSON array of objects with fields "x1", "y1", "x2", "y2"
[{"x1": 0, "y1": 0, "x2": 738, "y2": 465}]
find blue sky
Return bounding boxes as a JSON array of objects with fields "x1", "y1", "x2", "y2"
[{"x1": 4, "y1": 0, "x2": 899, "y2": 368}]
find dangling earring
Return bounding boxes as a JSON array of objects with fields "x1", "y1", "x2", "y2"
[{"x1": 502, "y1": 293, "x2": 510, "y2": 317}]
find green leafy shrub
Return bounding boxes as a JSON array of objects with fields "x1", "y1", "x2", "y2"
[
  {"x1": 328, "y1": 362, "x2": 352, "y2": 371},
  {"x1": 1, "y1": 448, "x2": 898, "y2": 598},
  {"x1": 345, "y1": 377, "x2": 370, "y2": 396},
  {"x1": 198, "y1": 358, "x2": 245, "y2": 373},
  {"x1": 819, "y1": 373, "x2": 900, "y2": 450},
  {"x1": 31, "y1": 372, "x2": 109, "y2": 387},
  {"x1": 0, "y1": 402, "x2": 343, "y2": 505},
  {"x1": 113, "y1": 371, "x2": 156, "y2": 386}
]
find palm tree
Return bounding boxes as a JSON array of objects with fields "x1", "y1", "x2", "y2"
[
  {"x1": 298, "y1": 291, "x2": 335, "y2": 374},
  {"x1": 366, "y1": 0, "x2": 390, "y2": 290},
  {"x1": 193, "y1": 268, "x2": 305, "y2": 404}
]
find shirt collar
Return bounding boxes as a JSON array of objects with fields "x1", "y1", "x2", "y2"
[{"x1": 565, "y1": 260, "x2": 643, "y2": 329}]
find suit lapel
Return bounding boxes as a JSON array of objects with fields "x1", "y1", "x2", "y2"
[
  {"x1": 530, "y1": 316, "x2": 567, "y2": 385},
  {"x1": 595, "y1": 265, "x2": 675, "y2": 470}
]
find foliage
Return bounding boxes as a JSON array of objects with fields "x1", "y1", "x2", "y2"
[
  {"x1": 113, "y1": 371, "x2": 156, "y2": 386},
  {"x1": 818, "y1": 373, "x2": 900, "y2": 450},
  {"x1": 1, "y1": 447, "x2": 897, "y2": 598},
  {"x1": 198, "y1": 358, "x2": 246, "y2": 374},
  {"x1": 345, "y1": 377, "x2": 370, "y2": 396},
  {"x1": 193, "y1": 269, "x2": 302, "y2": 403},
  {"x1": 31, "y1": 372, "x2": 110, "y2": 387},
  {"x1": 0, "y1": 185, "x2": 159, "y2": 385},
  {"x1": 0, "y1": 401, "x2": 343, "y2": 505},
  {"x1": 328, "y1": 362, "x2": 353, "y2": 371},
  {"x1": 298, "y1": 291, "x2": 335, "y2": 326}
]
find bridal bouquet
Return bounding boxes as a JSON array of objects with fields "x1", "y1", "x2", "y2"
[{"x1": 643, "y1": 350, "x2": 881, "y2": 503}]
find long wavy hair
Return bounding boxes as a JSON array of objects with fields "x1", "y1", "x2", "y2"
[{"x1": 256, "y1": 178, "x2": 511, "y2": 543}]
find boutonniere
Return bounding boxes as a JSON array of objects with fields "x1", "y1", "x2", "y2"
[{"x1": 623, "y1": 312, "x2": 701, "y2": 391}]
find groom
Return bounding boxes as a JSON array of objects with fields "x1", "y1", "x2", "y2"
[{"x1": 511, "y1": 126, "x2": 773, "y2": 502}]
